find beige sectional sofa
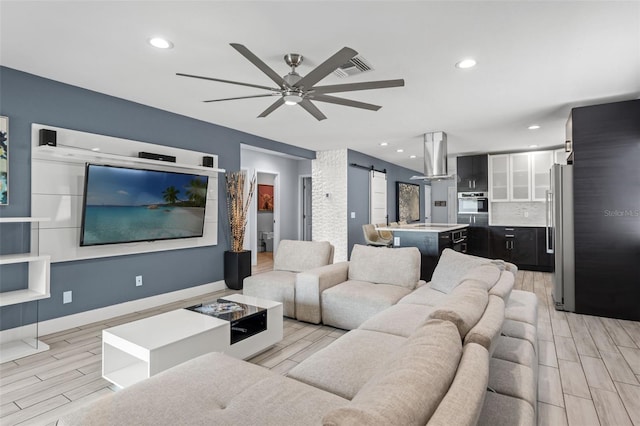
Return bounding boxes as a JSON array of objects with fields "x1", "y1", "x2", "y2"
[{"x1": 58, "y1": 247, "x2": 538, "y2": 426}]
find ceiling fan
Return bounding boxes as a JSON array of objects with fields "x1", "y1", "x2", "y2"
[{"x1": 177, "y1": 43, "x2": 405, "y2": 121}]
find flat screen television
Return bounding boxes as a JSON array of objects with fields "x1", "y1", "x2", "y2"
[{"x1": 80, "y1": 163, "x2": 209, "y2": 246}]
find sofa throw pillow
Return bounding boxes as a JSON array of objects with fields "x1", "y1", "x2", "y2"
[
  {"x1": 430, "y1": 249, "x2": 491, "y2": 294},
  {"x1": 274, "y1": 240, "x2": 333, "y2": 273},
  {"x1": 323, "y1": 319, "x2": 462, "y2": 426},
  {"x1": 348, "y1": 244, "x2": 420, "y2": 290}
]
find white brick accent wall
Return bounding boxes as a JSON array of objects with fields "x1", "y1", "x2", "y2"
[{"x1": 312, "y1": 150, "x2": 348, "y2": 262}]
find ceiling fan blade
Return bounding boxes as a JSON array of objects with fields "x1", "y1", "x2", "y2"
[
  {"x1": 177, "y1": 72, "x2": 277, "y2": 91},
  {"x1": 312, "y1": 79, "x2": 405, "y2": 94},
  {"x1": 298, "y1": 99, "x2": 327, "y2": 121},
  {"x1": 203, "y1": 94, "x2": 277, "y2": 103},
  {"x1": 258, "y1": 98, "x2": 286, "y2": 118},
  {"x1": 294, "y1": 47, "x2": 358, "y2": 90},
  {"x1": 230, "y1": 43, "x2": 290, "y2": 90},
  {"x1": 310, "y1": 94, "x2": 381, "y2": 111}
]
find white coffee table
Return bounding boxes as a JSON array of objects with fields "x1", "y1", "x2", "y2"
[{"x1": 102, "y1": 294, "x2": 283, "y2": 388}]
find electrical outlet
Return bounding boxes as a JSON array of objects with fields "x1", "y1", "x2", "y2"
[
  {"x1": 394, "y1": 237, "x2": 400, "y2": 246},
  {"x1": 136, "y1": 275, "x2": 143, "y2": 287},
  {"x1": 524, "y1": 211, "x2": 529, "y2": 218},
  {"x1": 63, "y1": 291, "x2": 72, "y2": 304},
  {"x1": 350, "y1": 212, "x2": 356, "y2": 219}
]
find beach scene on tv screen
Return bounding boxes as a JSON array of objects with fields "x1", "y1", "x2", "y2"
[{"x1": 82, "y1": 166, "x2": 208, "y2": 245}]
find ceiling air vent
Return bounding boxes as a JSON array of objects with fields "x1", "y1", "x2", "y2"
[{"x1": 332, "y1": 55, "x2": 373, "y2": 78}]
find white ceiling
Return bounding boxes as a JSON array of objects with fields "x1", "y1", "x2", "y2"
[{"x1": 1, "y1": 1, "x2": 639, "y2": 172}]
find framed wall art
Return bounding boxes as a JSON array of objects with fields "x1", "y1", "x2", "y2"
[
  {"x1": 0, "y1": 116, "x2": 8, "y2": 205},
  {"x1": 396, "y1": 181, "x2": 420, "y2": 223},
  {"x1": 257, "y1": 184, "x2": 274, "y2": 212}
]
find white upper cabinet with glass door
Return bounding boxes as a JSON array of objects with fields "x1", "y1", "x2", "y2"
[
  {"x1": 509, "y1": 153, "x2": 531, "y2": 201},
  {"x1": 489, "y1": 154, "x2": 509, "y2": 201},
  {"x1": 530, "y1": 151, "x2": 554, "y2": 201}
]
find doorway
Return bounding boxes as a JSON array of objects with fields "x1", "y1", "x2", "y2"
[{"x1": 255, "y1": 172, "x2": 278, "y2": 268}]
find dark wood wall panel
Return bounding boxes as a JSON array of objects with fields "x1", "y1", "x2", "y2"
[{"x1": 572, "y1": 100, "x2": 640, "y2": 320}]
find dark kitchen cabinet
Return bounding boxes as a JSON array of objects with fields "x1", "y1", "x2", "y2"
[
  {"x1": 457, "y1": 154, "x2": 488, "y2": 191},
  {"x1": 490, "y1": 227, "x2": 537, "y2": 268},
  {"x1": 458, "y1": 214, "x2": 489, "y2": 258}
]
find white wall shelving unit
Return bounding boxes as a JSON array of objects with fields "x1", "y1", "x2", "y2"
[
  {"x1": 31, "y1": 123, "x2": 225, "y2": 263},
  {"x1": 0, "y1": 217, "x2": 51, "y2": 362}
]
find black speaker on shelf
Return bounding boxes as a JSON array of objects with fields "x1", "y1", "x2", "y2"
[
  {"x1": 202, "y1": 156, "x2": 214, "y2": 168},
  {"x1": 138, "y1": 152, "x2": 176, "y2": 163},
  {"x1": 39, "y1": 129, "x2": 57, "y2": 146}
]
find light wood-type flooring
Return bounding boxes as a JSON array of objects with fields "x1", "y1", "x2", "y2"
[{"x1": 1, "y1": 270, "x2": 640, "y2": 425}]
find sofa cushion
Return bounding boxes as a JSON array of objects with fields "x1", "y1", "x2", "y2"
[
  {"x1": 321, "y1": 280, "x2": 412, "y2": 330},
  {"x1": 398, "y1": 282, "x2": 449, "y2": 307},
  {"x1": 348, "y1": 244, "x2": 421, "y2": 289},
  {"x1": 505, "y1": 290, "x2": 538, "y2": 327},
  {"x1": 478, "y1": 391, "x2": 535, "y2": 426},
  {"x1": 493, "y1": 335, "x2": 536, "y2": 368},
  {"x1": 287, "y1": 329, "x2": 406, "y2": 400},
  {"x1": 463, "y1": 294, "x2": 505, "y2": 356},
  {"x1": 461, "y1": 264, "x2": 501, "y2": 290},
  {"x1": 58, "y1": 352, "x2": 348, "y2": 426},
  {"x1": 427, "y1": 343, "x2": 490, "y2": 426},
  {"x1": 274, "y1": 240, "x2": 334, "y2": 273},
  {"x1": 322, "y1": 319, "x2": 462, "y2": 426},
  {"x1": 502, "y1": 319, "x2": 538, "y2": 354},
  {"x1": 358, "y1": 303, "x2": 435, "y2": 338},
  {"x1": 243, "y1": 270, "x2": 296, "y2": 317},
  {"x1": 430, "y1": 249, "x2": 491, "y2": 293},
  {"x1": 488, "y1": 358, "x2": 537, "y2": 410},
  {"x1": 428, "y1": 280, "x2": 489, "y2": 339},
  {"x1": 489, "y1": 271, "x2": 515, "y2": 304}
]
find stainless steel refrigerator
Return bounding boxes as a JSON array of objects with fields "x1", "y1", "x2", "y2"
[{"x1": 547, "y1": 163, "x2": 575, "y2": 312}]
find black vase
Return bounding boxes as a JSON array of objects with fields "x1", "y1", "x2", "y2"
[{"x1": 224, "y1": 250, "x2": 252, "y2": 290}]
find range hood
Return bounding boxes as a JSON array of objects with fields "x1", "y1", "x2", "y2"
[{"x1": 411, "y1": 131, "x2": 455, "y2": 181}]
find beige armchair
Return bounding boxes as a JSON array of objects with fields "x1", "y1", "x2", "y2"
[
  {"x1": 362, "y1": 224, "x2": 392, "y2": 247},
  {"x1": 243, "y1": 240, "x2": 334, "y2": 318}
]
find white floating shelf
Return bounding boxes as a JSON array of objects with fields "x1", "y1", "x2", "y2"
[
  {"x1": 0, "y1": 217, "x2": 50, "y2": 223},
  {"x1": 36, "y1": 145, "x2": 225, "y2": 174},
  {"x1": 0, "y1": 289, "x2": 51, "y2": 307},
  {"x1": 0, "y1": 338, "x2": 50, "y2": 363},
  {"x1": 0, "y1": 254, "x2": 50, "y2": 265}
]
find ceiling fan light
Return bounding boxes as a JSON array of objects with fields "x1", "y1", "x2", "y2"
[{"x1": 283, "y1": 92, "x2": 302, "y2": 105}]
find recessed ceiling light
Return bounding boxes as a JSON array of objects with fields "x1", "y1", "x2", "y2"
[
  {"x1": 396, "y1": 149, "x2": 404, "y2": 153},
  {"x1": 455, "y1": 58, "x2": 476, "y2": 69},
  {"x1": 91, "y1": 148, "x2": 100, "y2": 152},
  {"x1": 149, "y1": 37, "x2": 173, "y2": 49},
  {"x1": 380, "y1": 142, "x2": 388, "y2": 146},
  {"x1": 529, "y1": 144, "x2": 539, "y2": 148},
  {"x1": 528, "y1": 124, "x2": 541, "y2": 130},
  {"x1": 410, "y1": 155, "x2": 417, "y2": 159}
]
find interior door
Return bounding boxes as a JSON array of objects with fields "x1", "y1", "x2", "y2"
[
  {"x1": 369, "y1": 170, "x2": 387, "y2": 224},
  {"x1": 302, "y1": 176, "x2": 312, "y2": 241}
]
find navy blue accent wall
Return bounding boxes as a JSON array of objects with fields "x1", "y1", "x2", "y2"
[
  {"x1": 347, "y1": 150, "x2": 427, "y2": 258},
  {"x1": 0, "y1": 66, "x2": 314, "y2": 330}
]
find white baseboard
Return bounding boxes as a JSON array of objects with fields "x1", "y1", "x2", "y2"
[{"x1": 1, "y1": 280, "x2": 227, "y2": 342}]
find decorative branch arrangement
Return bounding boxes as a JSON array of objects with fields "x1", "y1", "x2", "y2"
[{"x1": 226, "y1": 171, "x2": 256, "y2": 253}]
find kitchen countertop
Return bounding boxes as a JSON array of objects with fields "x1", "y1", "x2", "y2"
[{"x1": 376, "y1": 223, "x2": 469, "y2": 233}]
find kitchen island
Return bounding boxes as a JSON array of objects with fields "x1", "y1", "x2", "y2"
[{"x1": 376, "y1": 223, "x2": 469, "y2": 281}]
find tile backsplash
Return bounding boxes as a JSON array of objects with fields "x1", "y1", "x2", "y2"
[{"x1": 490, "y1": 202, "x2": 547, "y2": 226}]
